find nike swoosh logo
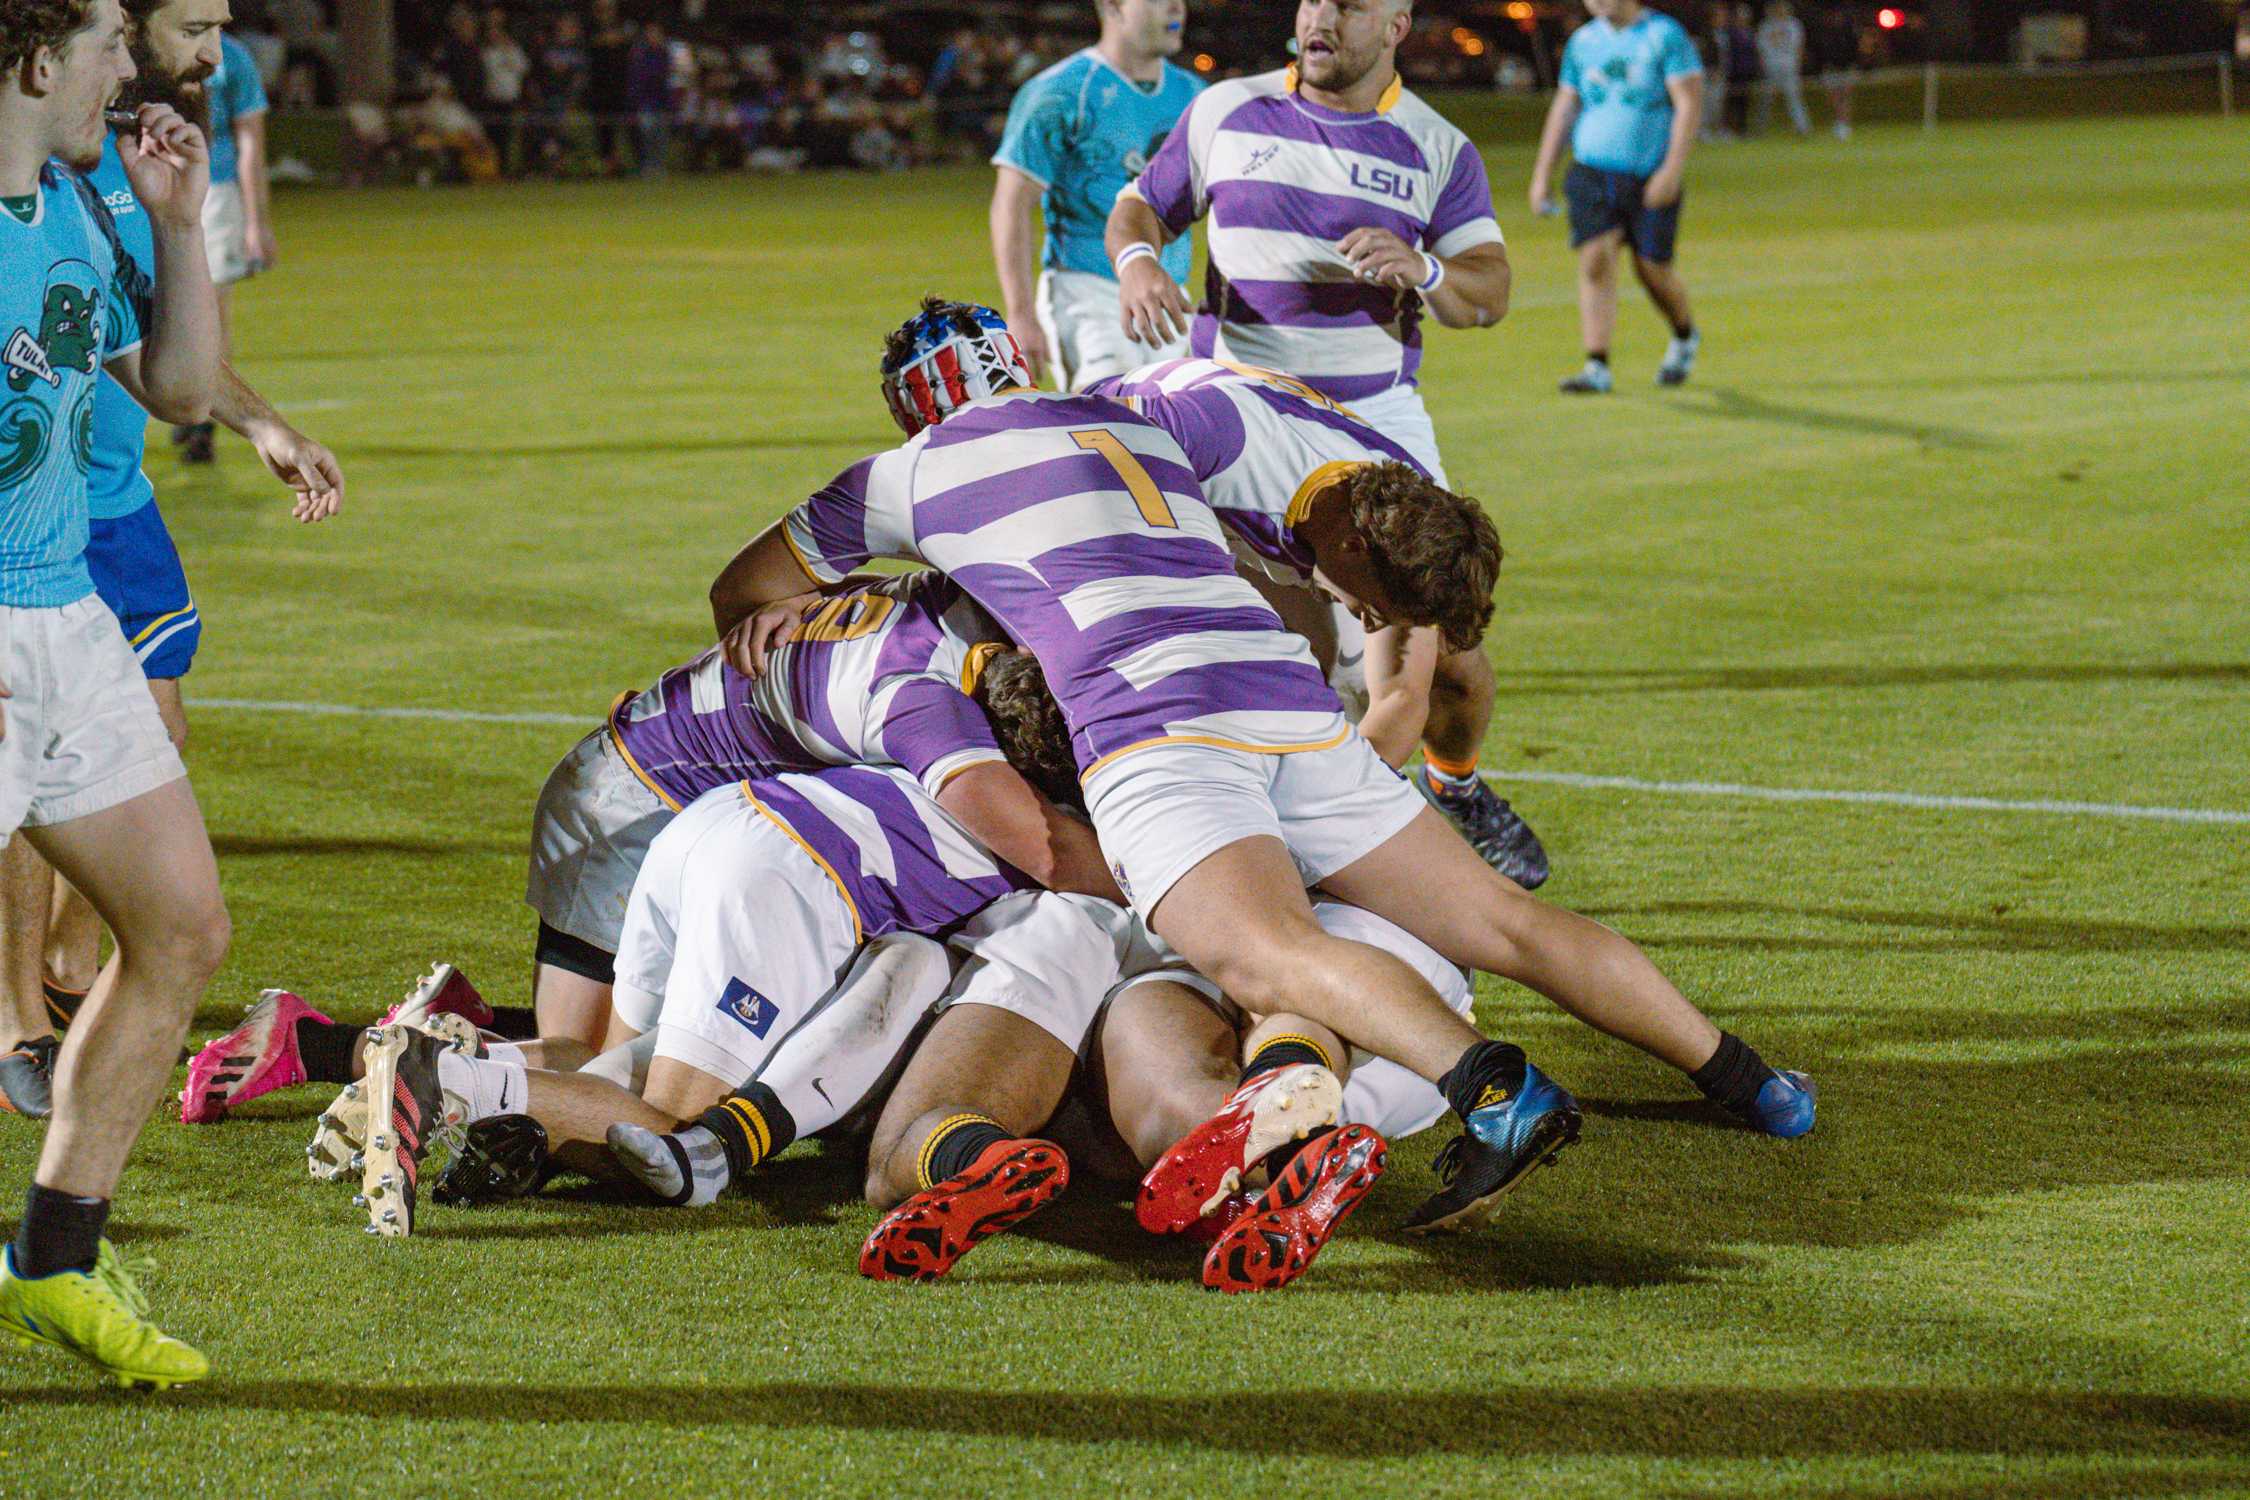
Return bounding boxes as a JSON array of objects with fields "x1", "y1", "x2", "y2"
[{"x1": 810, "y1": 1078, "x2": 832, "y2": 1106}]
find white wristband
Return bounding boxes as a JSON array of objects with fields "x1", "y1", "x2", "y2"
[
  {"x1": 1114, "y1": 242, "x2": 1159, "y2": 274},
  {"x1": 1418, "y1": 251, "x2": 1446, "y2": 293}
]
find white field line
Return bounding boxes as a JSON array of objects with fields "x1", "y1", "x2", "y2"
[{"x1": 190, "y1": 696, "x2": 2250, "y2": 827}]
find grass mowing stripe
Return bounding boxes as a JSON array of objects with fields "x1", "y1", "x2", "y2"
[{"x1": 191, "y1": 697, "x2": 2250, "y2": 826}]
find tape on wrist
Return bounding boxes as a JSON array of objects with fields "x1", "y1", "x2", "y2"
[
  {"x1": 1114, "y1": 242, "x2": 1159, "y2": 274},
  {"x1": 1418, "y1": 252, "x2": 1446, "y2": 293}
]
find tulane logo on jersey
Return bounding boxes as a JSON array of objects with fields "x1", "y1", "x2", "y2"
[
  {"x1": 1122, "y1": 126, "x2": 1173, "y2": 180},
  {"x1": 5, "y1": 268, "x2": 102, "y2": 394}
]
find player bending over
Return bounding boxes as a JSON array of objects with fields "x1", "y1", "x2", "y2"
[
  {"x1": 714, "y1": 302, "x2": 1812, "y2": 1247},
  {"x1": 177, "y1": 578, "x2": 1112, "y2": 1121},
  {"x1": 0, "y1": 0, "x2": 224, "y2": 1388}
]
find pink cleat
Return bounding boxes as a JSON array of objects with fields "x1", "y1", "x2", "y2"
[
  {"x1": 181, "y1": 989, "x2": 333, "y2": 1123},
  {"x1": 377, "y1": 964, "x2": 494, "y2": 1033}
]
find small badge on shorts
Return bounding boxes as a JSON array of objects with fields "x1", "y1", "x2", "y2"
[{"x1": 716, "y1": 977, "x2": 778, "y2": 1038}]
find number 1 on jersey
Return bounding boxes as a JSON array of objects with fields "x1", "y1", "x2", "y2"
[{"x1": 1072, "y1": 429, "x2": 1176, "y2": 530}]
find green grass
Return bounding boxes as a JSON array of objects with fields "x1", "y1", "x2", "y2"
[{"x1": 6, "y1": 113, "x2": 2250, "y2": 1497}]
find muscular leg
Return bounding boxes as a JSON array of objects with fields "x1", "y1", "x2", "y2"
[
  {"x1": 46, "y1": 679, "x2": 184, "y2": 996},
  {"x1": 639, "y1": 1053, "x2": 740, "y2": 1126},
  {"x1": 1150, "y1": 836, "x2": 1483, "y2": 1086},
  {"x1": 1093, "y1": 981, "x2": 1241, "y2": 1170},
  {"x1": 1321, "y1": 806, "x2": 1721, "y2": 1074},
  {"x1": 1424, "y1": 646, "x2": 1496, "y2": 766},
  {"x1": 24, "y1": 779, "x2": 230, "y2": 1199},
  {"x1": 0, "y1": 838, "x2": 56, "y2": 1050},
  {"x1": 1577, "y1": 230, "x2": 1623, "y2": 355},
  {"x1": 1631, "y1": 252, "x2": 1694, "y2": 334},
  {"x1": 864, "y1": 1003, "x2": 1075, "y2": 1211},
  {"x1": 522, "y1": 1064, "x2": 677, "y2": 1177},
  {"x1": 530, "y1": 963, "x2": 612, "y2": 1051}
]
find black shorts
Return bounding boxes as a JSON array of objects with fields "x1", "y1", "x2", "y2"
[{"x1": 1565, "y1": 162, "x2": 1682, "y2": 264}]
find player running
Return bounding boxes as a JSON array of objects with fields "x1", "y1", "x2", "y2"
[
  {"x1": 1529, "y1": 0, "x2": 1705, "y2": 394},
  {"x1": 7, "y1": 0, "x2": 345, "y2": 1116},
  {"x1": 990, "y1": 0, "x2": 1200, "y2": 391},
  {"x1": 716, "y1": 302, "x2": 1814, "y2": 1247},
  {"x1": 0, "y1": 0, "x2": 223, "y2": 1388},
  {"x1": 1104, "y1": 0, "x2": 1547, "y2": 882}
]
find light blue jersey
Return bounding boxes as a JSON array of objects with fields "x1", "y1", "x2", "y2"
[
  {"x1": 206, "y1": 32, "x2": 268, "y2": 185},
  {"x1": 1559, "y1": 9, "x2": 1702, "y2": 178},
  {"x1": 86, "y1": 138, "x2": 156, "y2": 522},
  {"x1": 993, "y1": 48, "x2": 1200, "y2": 282},
  {"x1": 0, "y1": 164, "x2": 146, "y2": 607}
]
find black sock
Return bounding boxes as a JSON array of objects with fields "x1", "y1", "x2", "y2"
[
  {"x1": 1587, "y1": 350, "x2": 1610, "y2": 365},
  {"x1": 486, "y1": 1005, "x2": 540, "y2": 1041},
  {"x1": 1259, "y1": 1125, "x2": 1335, "y2": 1188},
  {"x1": 42, "y1": 981, "x2": 87, "y2": 1030},
  {"x1": 1439, "y1": 1039, "x2": 1529, "y2": 1122},
  {"x1": 294, "y1": 1017, "x2": 363, "y2": 1084},
  {"x1": 695, "y1": 1083, "x2": 797, "y2": 1182},
  {"x1": 1672, "y1": 320, "x2": 1695, "y2": 340},
  {"x1": 1238, "y1": 1032, "x2": 1333, "y2": 1088},
  {"x1": 1689, "y1": 1032, "x2": 1777, "y2": 1117},
  {"x1": 13, "y1": 1183, "x2": 109, "y2": 1279},
  {"x1": 917, "y1": 1113, "x2": 1011, "y2": 1190}
]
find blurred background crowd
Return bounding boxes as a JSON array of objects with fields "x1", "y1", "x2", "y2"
[{"x1": 222, "y1": 0, "x2": 2250, "y2": 184}]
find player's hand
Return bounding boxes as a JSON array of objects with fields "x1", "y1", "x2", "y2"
[
  {"x1": 1338, "y1": 227, "x2": 1426, "y2": 292},
  {"x1": 1642, "y1": 165, "x2": 1684, "y2": 209},
  {"x1": 118, "y1": 104, "x2": 209, "y2": 229},
  {"x1": 1006, "y1": 310, "x2": 1052, "y2": 387},
  {"x1": 721, "y1": 591, "x2": 821, "y2": 680},
  {"x1": 246, "y1": 220, "x2": 279, "y2": 271},
  {"x1": 1528, "y1": 173, "x2": 1553, "y2": 216},
  {"x1": 248, "y1": 421, "x2": 344, "y2": 522},
  {"x1": 1117, "y1": 255, "x2": 1191, "y2": 347}
]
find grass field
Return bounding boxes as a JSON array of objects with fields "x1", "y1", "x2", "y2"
[{"x1": 4, "y1": 111, "x2": 2248, "y2": 1497}]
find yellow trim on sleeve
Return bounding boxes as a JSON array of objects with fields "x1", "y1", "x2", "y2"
[
  {"x1": 739, "y1": 780, "x2": 863, "y2": 944},
  {"x1": 776, "y1": 520, "x2": 826, "y2": 587},
  {"x1": 1284, "y1": 460, "x2": 1366, "y2": 530},
  {"x1": 930, "y1": 752, "x2": 1008, "y2": 796},
  {"x1": 605, "y1": 692, "x2": 684, "y2": 813},
  {"x1": 1079, "y1": 724, "x2": 1354, "y2": 782}
]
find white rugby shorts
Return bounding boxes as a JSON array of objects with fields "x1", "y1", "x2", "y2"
[
  {"x1": 201, "y1": 180, "x2": 256, "y2": 286},
  {"x1": 1081, "y1": 735, "x2": 1426, "y2": 919},
  {"x1": 524, "y1": 725, "x2": 676, "y2": 955},
  {"x1": 0, "y1": 597, "x2": 186, "y2": 839},
  {"x1": 941, "y1": 890, "x2": 1176, "y2": 1056},
  {"x1": 1035, "y1": 268, "x2": 1191, "y2": 393}
]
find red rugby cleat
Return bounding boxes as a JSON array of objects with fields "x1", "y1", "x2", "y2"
[
  {"x1": 1136, "y1": 1063, "x2": 1342, "y2": 1235},
  {"x1": 1202, "y1": 1123, "x2": 1387, "y2": 1294},
  {"x1": 859, "y1": 1138, "x2": 1068, "y2": 1282}
]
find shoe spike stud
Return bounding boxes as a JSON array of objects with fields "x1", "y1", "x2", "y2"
[
  {"x1": 349, "y1": 1153, "x2": 365, "y2": 1171},
  {"x1": 352, "y1": 1194, "x2": 368, "y2": 1208}
]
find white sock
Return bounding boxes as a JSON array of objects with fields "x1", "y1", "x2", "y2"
[
  {"x1": 482, "y1": 1040, "x2": 529, "y2": 1071},
  {"x1": 436, "y1": 1051, "x2": 526, "y2": 1124}
]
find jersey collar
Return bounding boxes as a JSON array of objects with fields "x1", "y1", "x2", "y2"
[{"x1": 1283, "y1": 63, "x2": 1403, "y2": 115}]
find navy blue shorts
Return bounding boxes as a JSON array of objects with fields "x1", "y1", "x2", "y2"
[
  {"x1": 1565, "y1": 162, "x2": 1683, "y2": 264},
  {"x1": 85, "y1": 500, "x2": 200, "y2": 679}
]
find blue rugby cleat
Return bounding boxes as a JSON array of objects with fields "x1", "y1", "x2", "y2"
[
  {"x1": 1401, "y1": 1063, "x2": 1582, "y2": 1234},
  {"x1": 1745, "y1": 1069, "x2": 1816, "y2": 1139}
]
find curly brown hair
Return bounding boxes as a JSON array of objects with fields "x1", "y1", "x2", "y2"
[
  {"x1": 2, "y1": 0, "x2": 96, "y2": 73},
  {"x1": 971, "y1": 648, "x2": 1083, "y2": 812},
  {"x1": 1343, "y1": 461, "x2": 1503, "y2": 653}
]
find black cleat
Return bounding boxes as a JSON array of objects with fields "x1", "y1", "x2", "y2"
[
  {"x1": 1414, "y1": 767, "x2": 1550, "y2": 888},
  {"x1": 1402, "y1": 1063, "x2": 1582, "y2": 1234},
  {"x1": 0, "y1": 1036, "x2": 58, "y2": 1118},
  {"x1": 434, "y1": 1114, "x2": 552, "y2": 1206}
]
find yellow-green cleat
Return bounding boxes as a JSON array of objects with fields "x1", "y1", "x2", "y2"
[{"x1": 0, "y1": 1240, "x2": 209, "y2": 1389}]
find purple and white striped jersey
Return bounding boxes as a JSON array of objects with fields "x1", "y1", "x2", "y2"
[
  {"x1": 1089, "y1": 358, "x2": 1429, "y2": 587},
  {"x1": 611, "y1": 571, "x2": 1010, "y2": 811},
  {"x1": 743, "y1": 764, "x2": 1036, "y2": 941},
  {"x1": 1125, "y1": 68, "x2": 1504, "y2": 403},
  {"x1": 779, "y1": 389, "x2": 1349, "y2": 777}
]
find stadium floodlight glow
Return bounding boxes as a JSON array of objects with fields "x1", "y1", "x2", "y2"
[
  {"x1": 1877, "y1": 7, "x2": 1904, "y2": 29},
  {"x1": 1193, "y1": 51, "x2": 1216, "y2": 72},
  {"x1": 1504, "y1": 0, "x2": 1533, "y2": 17}
]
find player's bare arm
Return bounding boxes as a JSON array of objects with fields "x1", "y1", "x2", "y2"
[
  {"x1": 936, "y1": 763, "x2": 1125, "y2": 904},
  {"x1": 989, "y1": 165, "x2": 1052, "y2": 383},
  {"x1": 113, "y1": 102, "x2": 217, "y2": 421},
  {"x1": 235, "y1": 107, "x2": 274, "y2": 266},
  {"x1": 1528, "y1": 86, "x2": 1580, "y2": 214},
  {"x1": 1356, "y1": 624, "x2": 1440, "y2": 768},
  {"x1": 1644, "y1": 73, "x2": 1701, "y2": 208},
  {"x1": 1105, "y1": 189, "x2": 1192, "y2": 345},
  {"x1": 211, "y1": 363, "x2": 343, "y2": 521},
  {"x1": 1338, "y1": 228, "x2": 1510, "y2": 330}
]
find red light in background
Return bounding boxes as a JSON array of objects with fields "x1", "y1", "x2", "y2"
[{"x1": 1876, "y1": 7, "x2": 1903, "y2": 28}]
